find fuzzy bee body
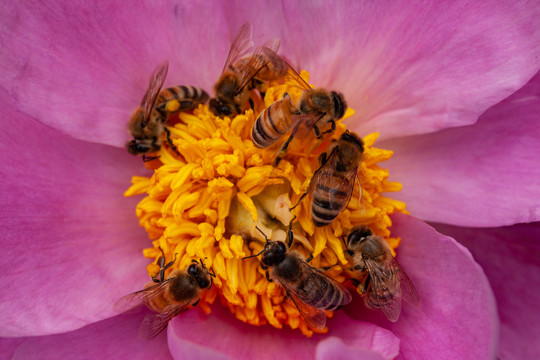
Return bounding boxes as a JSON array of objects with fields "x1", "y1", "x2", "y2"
[{"x1": 345, "y1": 226, "x2": 419, "y2": 322}]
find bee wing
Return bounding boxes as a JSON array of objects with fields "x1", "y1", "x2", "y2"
[
  {"x1": 234, "y1": 44, "x2": 280, "y2": 94},
  {"x1": 138, "y1": 302, "x2": 191, "y2": 340},
  {"x1": 113, "y1": 280, "x2": 172, "y2": 314},
  {"x1": 260, "y1": 47, "x2": 312, "y2": 91},
  {"x1": 221, "y1": 22, "x2": 254, "y2": 75},
  {"x1": 392, "y1": 257, "x2": 420, "y2": 307},
  {"x1": 281, "y1": 261, "x2": 352, "y2": 327},
  {"x1": 141, "y1": 61, "x2": 169, "y2": 122},
  {"x1": 284, "y1": 286, "x2": 327, "y2": 330},
  {"x1": 363, "y1": 258, "x2": 403, "y2": 322}
]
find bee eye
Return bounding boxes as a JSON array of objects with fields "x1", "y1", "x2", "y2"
[
  {"x1": 187, "y1": 264, "x2": 198, "y2": 277},
  {"x1": 220, "y1": 105, "x2": 233, "y2": 115}
]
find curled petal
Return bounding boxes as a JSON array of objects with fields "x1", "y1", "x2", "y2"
[
  {"x1": 8, "y1": 311, "x2": 172, "y2": 360},
  {"x1": 381, "y1": 71, "x2": 540, "y2": 226},
  {"x1": 0, "y1": 91, "x2": 151, "y2": 336},
  {"x1": 168, "y1": 303, "x2": 400, "y2": 360},
  {"x1": 434, "y1": 221, "x2": 540, "y2": 360},
  {"x1": 346, "y1": 213, "x2": 498, "y2": 359}
]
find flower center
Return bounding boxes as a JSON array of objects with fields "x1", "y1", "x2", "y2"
[{"x1": 125, "y1": 71, "x2": 406, "y2": 336}]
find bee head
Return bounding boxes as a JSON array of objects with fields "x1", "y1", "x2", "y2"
[
  {"x1": 331, "y1": 91, "x2": 347, "y2": 120},
  {"x1": 187, "y1": 261, "x2": 212, "y2": 289},
  {"x1": 126, "y1": 139, "x2": 155, "y2": 155},
  {"x1": 339, "y1": 131, "x2": 364, "y2": 153},
  {"x1": 346, "y1": 225, "x2": 373, "y2": 251},
  {"x1": 261, "y1": 241, "x2": 287, "y2": 267},
  {"x1": 209, "y1": 98, "x2": 236, "y2": 117}
]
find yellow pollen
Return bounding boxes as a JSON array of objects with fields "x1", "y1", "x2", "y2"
[{"x1": 125, "y1": 71, "x2": 406, "y2": 336}]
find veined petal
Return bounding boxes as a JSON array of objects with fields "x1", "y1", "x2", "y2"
[
  {"x1": 7, "y1": 311, "x2": 172, "y2": 360},
  {"x1": 346, "y1": 213, "x2": 498, "y2": 359},
  {"x1": 167, "y1": 304, "x2": 400, "y2": 360},
  {"x1": 282, "y1": 1, "x2": 540, "y2": 139},
  {"x1": 3, "y1": 1, "x2": 540, "y2": 147},
  {"x1": 381, "y1": 71, "x2": 540, "y2": 226},
  {"x1": 434, "y1": 222, "x2": 540, "y2": 360},
  {"x1": 0, "y1": 0, "x2": 232, "y2": 147},
  {"x1": 0, "y1": 91, "x2": 151, "y2": 336}
]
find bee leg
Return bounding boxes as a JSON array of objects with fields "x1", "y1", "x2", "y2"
[
  {"x1": 164, "y1": 128, "x2": 180, "y2": 155},
  {"x1": 306, "y1": 254, "x2": 313, "y2": 263},
  {"x1": 361, "y1": 275, "x2": 371, "y2": 295},
  {"x1": 320, "y1": 263, "x2": 341, "y2": 271},
  {"x1": 287, "y1": 216, "x2": 297, "y2": 247},
  {"x1": 143, "y1": 155, "x2": 160, "y2": 162},
  {"x1": 163, "y1": 253, "x2": 178, "y2": 271},
  {"x1": 265, "y1": 271, "x2": 273, "y2": 282},
  {"x1": 289, "y1": 192, "x2": 308, "y2": 211},
  {"x1": 317, "y1": 120, "x2": 336, "y2": 138},
  {"x1": 313, "y1": 124, "x2": 321, "y2": 138},
  {"x1": 192, "y1": 299, "x2": 200, "y2": 307},
  {"x1": 349, "y1": 278, "x2": 362, "y2": 289},
  {"x1": 261, "y1": 263, "x2": 268, "y2": 270},
  {"x1": 273, "y1": 120, "x2": 302, "y2": 167},
  {"x1": 289, "y1": 147, "x2": 336, "y2": 211}
]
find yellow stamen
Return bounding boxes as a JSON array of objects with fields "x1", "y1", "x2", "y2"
[{"x1": 125, "y1": 71, "x2": 406, "y2": 336}]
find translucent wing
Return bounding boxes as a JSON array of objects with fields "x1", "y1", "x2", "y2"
[
  {"x1": 363, "y1": 258, "x2": 403, "y2": 322},
  {"x1": 141, "y1": 61, "x2": 169, "y2": 124},
  {"x1": 234, "y1": 42, "x2": 281, "y2": 95},
  {"x1": 281, "y1": 259, "x2": 351, "y2": 309},
  {"x1": 222, "y1": 22, "x2": 254, "y2": 75},
  {"x1": 392, "y1": 257, "x2": 420, "y2": 307},
  {"x1": 113, "y1": 279, "x2": 172, "y2": 314},
  {"x1": 260, "y1": 47, "x2": 311, "y2": 91},
  {"x1": 139, "y1": 302, "x2": 191, "y2": 340},
  {"x1": 285, "y1": 287, "x2": 326, "y2": 330}
]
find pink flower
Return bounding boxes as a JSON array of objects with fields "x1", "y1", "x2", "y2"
[{"x1": 1, "y1": 1, "x2": 539, "y2": 359}]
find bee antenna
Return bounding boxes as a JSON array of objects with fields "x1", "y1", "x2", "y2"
[
  {"x1": 242, "y1": 248, "x2": 265, "y2": 260},
  {"x1": 255, "y1": 226, "x2": 269, "y2": 243}
]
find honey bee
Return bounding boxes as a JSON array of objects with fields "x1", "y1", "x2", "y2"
[
  {"x1": 209, "y1": 22, "x2": 288, "y2": 117},
  {"x1": 290, "y1": 131, "x2": 364, "y2": 227},
  {"x1": 127, "y1": 61, "x2": 209, "y2": 160},
  {"x1": 243, "y1": 217, "x2": 352, "y2": 329},
  {"x1": 116, "y1": 257, "x2": 215, "y2": 339},
  {"x1": 345, "y1": 225, "x2": 419, "y2": 322},
  {"x1": 251, "y1": 52, "x2": 347, "y2": 165}
]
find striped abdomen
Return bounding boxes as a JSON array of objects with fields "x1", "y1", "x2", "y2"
[
  {"x1": 252, "y1": 98, "x2": 293, "y2": 148},
  {"x1": 364, "y1": 268, "x2": 400, "y2": 310},
  {"x1": 157, "y1": 86, "x2": 209, "y2": 110},
  {"x1": 311, "y1": 169, "x2": 354, "y2": 227},
  {"x1": 292, "y1": 265, "x2": 351, "y2": 311}
]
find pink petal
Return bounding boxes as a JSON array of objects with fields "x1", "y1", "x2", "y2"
[
  {"x1": 3, "y1": 2, "x2": 540, "y2": 147},
  {"x1": 346, "y1": 213, "x2": 498, "y2": 359},
  {"x1": 8, "y1": 311, "x2": 172, "y2": 360},
  {"x1": 380, "y1": 70, "x2": 540, "y2": 226},
  {"x1": 0, "y1": 337, "x2": 26, "y2": 359},
  {"x1": 0, "y1": 90, "x2": 151, "y2": 336},
  {"x1": 282, "y1": 1, "x2": 540, "y2": 140},
  {"x1": 433, "y1": 222, "x2": 540, "y2": 360},
  {"x1": 0, "y1": 1, "x2": 231, "y2": 147},
  {"x1": 168, "y1": 304, "x2": 400, "y2": 360}
]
